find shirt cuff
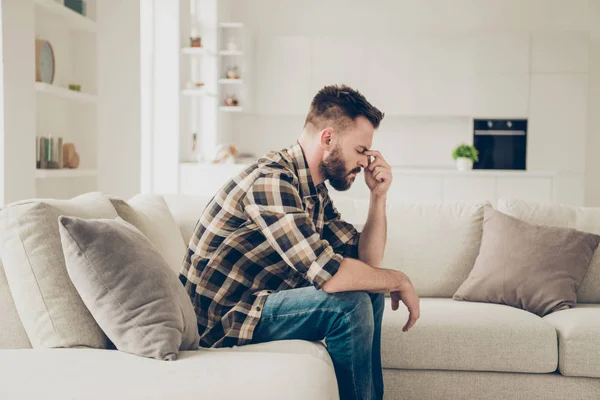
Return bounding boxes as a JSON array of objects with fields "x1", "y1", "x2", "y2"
[{"x1": 307, "y1": 246, "x2": 343, "y2": 290}]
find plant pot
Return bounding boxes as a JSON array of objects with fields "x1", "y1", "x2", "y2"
[{"x1": 456, "y1": 157, "x2": 473, "y2": 171}]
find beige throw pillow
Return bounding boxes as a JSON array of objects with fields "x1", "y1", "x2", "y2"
[
  {"x1": 108, "y1": 195, "x2": 186, "y2": 275},
  {"x1": 59, "y1": 215, "x2": 200, "y2": 360},
  {"x1": 453, "y1": 207, "x2": 600, "y2": 317},
  {"x1": 0, "y1": 192, "x2": 117, "y2": 348}
]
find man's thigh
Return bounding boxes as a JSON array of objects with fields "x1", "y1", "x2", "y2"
[{"x1": 250, "y1": 286, "x2": 371, "y2": 344}]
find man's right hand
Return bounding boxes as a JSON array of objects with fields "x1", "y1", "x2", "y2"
[{"x1": 391, "y1": 281, "x2": 420, "y2": 332}]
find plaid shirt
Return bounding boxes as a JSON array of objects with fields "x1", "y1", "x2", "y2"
[{"x1": 180, "y1": 143, "x2": 360, "y2": 348}]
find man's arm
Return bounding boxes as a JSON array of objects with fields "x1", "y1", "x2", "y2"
[
  {"x1": 358, "y1": 193, "x2": 387, "y2": 267},
  {"x1": 322, "y1": 257, "x2": 420, "y2": 332},
  {"x1": 359, "y1": 149, "x2": 392, "y2": 268},
  {"x1": 243, "y1": 172, "x2": 343, "y2": 290}
]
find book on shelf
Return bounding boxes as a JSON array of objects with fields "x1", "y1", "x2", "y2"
[{"x1": 36, "y1": 136, "x2": 63, "y2": 169}]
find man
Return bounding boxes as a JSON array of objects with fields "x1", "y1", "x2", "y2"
[{"x1": 180, "y1": 85, "x2": 420, "y2": 400}]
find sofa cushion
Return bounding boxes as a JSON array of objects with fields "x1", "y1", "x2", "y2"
[
  {"x1": 0, "y1": 192, "x2": 117, "y2": 348},
  {"x1": 59, "y1": 215, "x2": 200, "y2": 360},
  {"x1": 543, "y1": 304, "x2": 600, "y2": 378},
  {"x1": 453, "y1": 206, "x2": 600, "y2": 317},
  {"x1": 497, "y1": 198, "x2": 600, "y2": 303},
  {"x1": 162, "y1": 194, "x2": 212, "y2": 245},
  {"x1": 0, "y1": 341, "x2": 338, "y2": 399},
  {"x1": 0, "y1": 263, "x2": 31, "y2": 349},
  {"x1": 381, "y1": 298, "x2": 558, "y2": 373},
  {"x1": 108, "y1": 195, "x2": 186, "y2": 275},
  {"x1": 382, "y1": 202, "x2": 487, "y2": 297}
]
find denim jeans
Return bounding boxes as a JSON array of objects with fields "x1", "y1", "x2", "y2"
[{"x1": 249, "y1": 286, "x2": 385, "y2": 400}]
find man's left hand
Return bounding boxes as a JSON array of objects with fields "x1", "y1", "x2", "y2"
[{"x1": 364, "y1": 150, "x2": 392, "y2": 196}]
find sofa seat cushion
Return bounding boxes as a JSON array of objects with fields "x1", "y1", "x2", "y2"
[
  {"x1": 381, "y1": 298, "x2": 558, "y2": 373},
  {"x1": 0, "y1": 340, "x2": 337, "y2": 400},
  {"x1": 543, "y1": 304, "x2": 600, "y2": 378}
]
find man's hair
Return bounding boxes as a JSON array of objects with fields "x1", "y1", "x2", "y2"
[{"x1": 304, "y1": 85, "x2": 384, "y2": 132}]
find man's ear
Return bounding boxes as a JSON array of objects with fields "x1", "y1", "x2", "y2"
[{"x1": 319, "y1": 128, "x2": 336, "y2": 152}]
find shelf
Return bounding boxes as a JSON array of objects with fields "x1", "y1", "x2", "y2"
[
  {"x1": 34, "y1": 0, "x2": 96, "y2": 33},
  {"x1": 218, "y1": 79, "x2": 244, "y2": 85},
  {"x1": 36, "y1": 169, "x2": 98, "y2": 179},
  {"x1": 35, "y1": 82, "x2": 98, "y2": 104},
  {"x1": 219, "y1": 22, "x2": 244, "y2": 29},
  {"x1": 181, "y1": 47, "x2": 214, "y2": 56},
  {"x1": 220, "y1": 106, "x2": 243, "y2": 112},
  {"x1": 181, "y1": 88, "x2": 217, "y2": 97},
  {"x1": 219, "y1": 50, "x2": 244, "y2": 56}
]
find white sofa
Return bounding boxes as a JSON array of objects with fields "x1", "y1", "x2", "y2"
[{"x1": 1, "y1": 193, "x2": 599, "y2": 400}]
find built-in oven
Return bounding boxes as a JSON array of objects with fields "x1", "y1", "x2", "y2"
[{"x1": 473, "y1": 119, "x2": 527, "y2": 170}]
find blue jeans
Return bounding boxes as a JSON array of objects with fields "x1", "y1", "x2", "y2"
[{"x1": 249, "y1": 286, "x2": 385, "y2": 400}]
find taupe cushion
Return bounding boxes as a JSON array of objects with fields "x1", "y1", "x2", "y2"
[
  {"x1": 497, "y1": 198, "x2": 600, "y2": 303},
  {"x1": 0, "y1": 263, "x2": 31, "y2": 349},
  {"x1": 543, "y1": 304, "x2": 600, "y2": 378},
  {"x1": 382, "y1": 202, "x2": 487, "y2": 297},
  {"x1": 381, "y1": 298, "x2": 558, "y2": 373},
  {"x1": 108, "y1": 195, "x2": 186, "y2": 275},
  {"x1": 453, "y1": 207, "x2": 600, "y2": 317},
  {"x1": 59, "y1": 216, "x2": 200, "y2": 360},
  {"x1": 0, "y1": 192, "x2": 117, "y2": 348}
]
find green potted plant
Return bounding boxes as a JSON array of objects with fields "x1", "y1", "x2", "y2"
[{"x1": 452, "y1": 144, "x2": 479, "y2": 171}]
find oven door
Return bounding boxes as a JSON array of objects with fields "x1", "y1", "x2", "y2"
[{"x1": 473, "y1": 132, "x2": 527, "y2": 170}]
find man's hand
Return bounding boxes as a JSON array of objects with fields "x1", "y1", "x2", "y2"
[
  {"x1": 364, "y1": 150, "x2": 392, "y2": 196},
  {"x1": 391, "y1": 282, "x2": 420, "y2": 332}
]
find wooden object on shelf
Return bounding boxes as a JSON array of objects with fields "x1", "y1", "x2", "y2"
[{"x1": 62, "y1": 143, "x2": 80, "y2": 169}]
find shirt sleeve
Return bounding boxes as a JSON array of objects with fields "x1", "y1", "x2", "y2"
[
  {"x1": 243, "y1": 172, "x2": 342, "y2": 290},
  {"x1": 322, "y1": 197, "x2": 361, "y2": 259}
]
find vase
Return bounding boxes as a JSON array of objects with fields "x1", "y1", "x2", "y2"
[{"x1": 456, "y1": 157, "x2": 473, "y2": 171}]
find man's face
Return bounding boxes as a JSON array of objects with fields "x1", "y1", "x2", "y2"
[{"x1": 319, "y1": 117, "x2": 374, "y2": 191}]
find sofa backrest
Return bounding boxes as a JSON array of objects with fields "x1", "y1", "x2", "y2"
[
  {"x1": 381, "y1": 202, "x2": 487, "y2": 297},
  {"x1": 162, "y1": 193, "x2": 487, "y2": 298},
  {"x1": 162, "y1": 194, "x2": 213, "y2": 245},
  {"x1": 0, "y1": 262, "x2": 32, "y2": 349}
]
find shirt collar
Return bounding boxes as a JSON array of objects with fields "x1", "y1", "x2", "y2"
[{"x1": 288, "y1": 142, "x2": 328, "y2": 200}]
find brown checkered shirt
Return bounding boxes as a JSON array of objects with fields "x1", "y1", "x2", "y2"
[{"x1": 180, "y1": 143, "x2": 360, "y2": 348}]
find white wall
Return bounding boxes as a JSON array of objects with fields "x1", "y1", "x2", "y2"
[
  {"x1": 97, "y1": 0, "x2": 141, "y2": 199},
  {"x1": 223, "y1": 0, "x2": 594, "y2": 205},
  {"x1": 586, "y1": 0, "x2": 600, "y2": 207},
  {"x1": 0, "y1": 0, "x2": 36, "y2": 205}
]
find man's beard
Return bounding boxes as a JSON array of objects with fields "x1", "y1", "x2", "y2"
[{"x1": 319, "y1": 146, "x2": 361, "y2": 191}]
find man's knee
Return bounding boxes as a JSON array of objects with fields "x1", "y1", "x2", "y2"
[{"x1": 327, "y1": 291, "x2": 374, "y2": 331}]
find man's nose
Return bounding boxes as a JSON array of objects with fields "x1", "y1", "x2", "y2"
[{"x1": 359, "y1": 156, "x2": 369, "y2": 169}]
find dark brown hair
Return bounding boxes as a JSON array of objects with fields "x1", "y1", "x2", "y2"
[{"x1": 304, "y1": 85, "x2": 384, "y2": 132}]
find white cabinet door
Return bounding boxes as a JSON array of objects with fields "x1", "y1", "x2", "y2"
[
  {"x1": 496, "y1": 177, "x2": 554, "y2": 204},
  {"x1": 443, "y1": 176, "x2": 496, "y2": 203}
]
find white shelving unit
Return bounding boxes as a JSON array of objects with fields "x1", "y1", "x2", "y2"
[
  {"x1": 33, "y1": 0, "x2": 96, "y2": 33},
  {"x1": 181, "y1": 88, "x2": 216, "y2": 97},
  {"x1": 35, "y1": 82, "x2": 97, "y2": 103},
  {"x1": 218, "y1": 79, "x2": 243, "y2": 85},
  {"x1": 219, "y1": 106, "x2": 243, "y2": 112},
  {"x1": 176, "y1": 1, "x2": 251, "y2": 187},
  {"x1": 34, "y1": 0, "x2": 98, "y2": 199},
  {"x1": 218, "y1": 22, "x2": 244, "y2": 29},
  {"x1": 218, "y1": 22, "x2": 247, "y2": 114},
  {"x1": 181, "y1": 47, "x2": 213, "y2": 56},
  {"x1": 219, "y1": 50, "x2": 243, "y2": 56},
  {"x1": 36, "y1": 168, "x2": 98, "y2": 179}
]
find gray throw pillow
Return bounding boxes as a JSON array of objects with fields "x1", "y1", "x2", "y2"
[
  {"x1": 58, "y1": 215, "x2": 200, "y2": 360},
  {"x1": 453, "y1": 206, "x2": 600, "y2": 317}
]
